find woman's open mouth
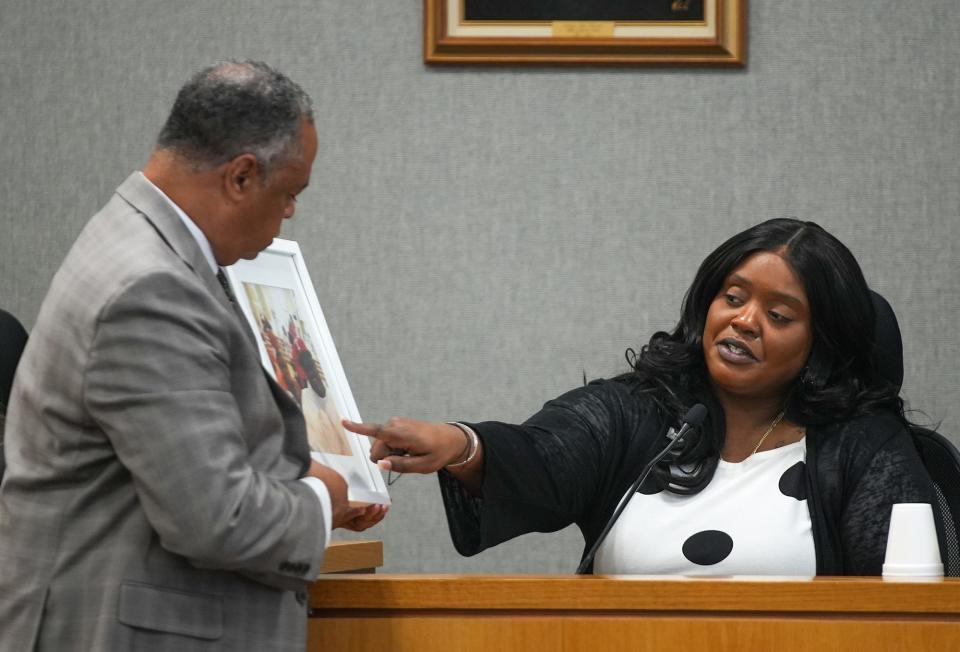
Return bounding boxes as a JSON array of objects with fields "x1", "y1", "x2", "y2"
[{"x1": 717, "y1": 338, "x2": 758, "y2": 363}]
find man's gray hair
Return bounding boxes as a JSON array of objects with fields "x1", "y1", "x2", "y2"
[{"x1": 156, "y1": 60, "x2": 314, "y2": 178}]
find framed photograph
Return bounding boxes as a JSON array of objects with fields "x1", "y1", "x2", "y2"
[
  {"x1": 425, "y1": 0, "x2": 746, "y2": 66},
  {"x1": 225, "y1": 239, "x2": 389, "y2": 506}
]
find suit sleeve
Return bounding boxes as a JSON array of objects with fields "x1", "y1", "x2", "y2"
[{"x1": 84, "y1": 270, "x2": 327, "y2": 589}]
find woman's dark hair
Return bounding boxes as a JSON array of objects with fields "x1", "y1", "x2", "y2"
[{"x1": 619, "y1": 218, "x2": 903, "y2": 494}]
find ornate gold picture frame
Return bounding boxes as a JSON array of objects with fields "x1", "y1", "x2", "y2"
[{"x1": 425, "y1": 0, "x2": 746, "y2": 66}]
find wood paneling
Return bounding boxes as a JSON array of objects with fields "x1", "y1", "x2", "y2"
[{"x1": 308, "y1": 575, "x2": 960, "y2": 652}]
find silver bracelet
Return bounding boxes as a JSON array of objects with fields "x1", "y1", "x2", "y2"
[{"x1": 444, "y1": 422, "x2": 479, "y2": 468}]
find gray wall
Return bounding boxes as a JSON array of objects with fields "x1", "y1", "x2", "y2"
[{"x1": 1, "y1": 1, "x2": 957, "y2": 573}]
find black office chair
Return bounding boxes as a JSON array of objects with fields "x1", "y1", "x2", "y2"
[
  {"x1": 0, "y1": 308, "x2": 29, "y2": 479},
  {"x1": 871, "y1": 291, "x2": 960, "y2": 576},
  {"x1": 911, "y1": 427, "x2": 960, "y2": 576}
]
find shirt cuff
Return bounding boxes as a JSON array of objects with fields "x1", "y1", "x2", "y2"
[{"x1": 299, "y1": 476, "x2": 333, "y2": 550}]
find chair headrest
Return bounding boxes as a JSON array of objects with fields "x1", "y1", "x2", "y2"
[
  {"x1": 870, "y1": 290, "x2": 904, "y2": 393},
  {"x1": 0, "y1": 309, "x2": 28, "y2": 410}
]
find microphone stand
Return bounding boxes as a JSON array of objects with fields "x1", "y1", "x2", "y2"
[{"x1": 575, "y1": 404, "x2": 706, "y2": 575}]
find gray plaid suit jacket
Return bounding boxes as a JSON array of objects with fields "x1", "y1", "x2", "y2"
[{"x1": 0, "y1": 172, "x2": 327, "y2": 651}]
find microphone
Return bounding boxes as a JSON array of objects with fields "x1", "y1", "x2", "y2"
[{"x1": 575, "y1": 403, "x2": 707, "y2": 575}]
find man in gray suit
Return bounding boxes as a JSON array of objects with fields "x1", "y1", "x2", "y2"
[{"x1": 0, "y1": 61, "x2": 385, "y2": 651}]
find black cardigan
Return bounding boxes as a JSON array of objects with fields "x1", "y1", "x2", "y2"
[{"x1": 438, "y1": 379, "x2": 937, "y2": 575}]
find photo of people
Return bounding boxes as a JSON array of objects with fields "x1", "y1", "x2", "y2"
[{"x1": 242, "y1": 282, "x2": 354, "y2": 457}]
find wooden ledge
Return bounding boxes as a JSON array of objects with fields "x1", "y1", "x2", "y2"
[
  {"x1": 309, "y1": 574, "x2": 960, "y2": 615},
  {"x1": 317, "y1": 540, "x2": 383, "y2": 575}
]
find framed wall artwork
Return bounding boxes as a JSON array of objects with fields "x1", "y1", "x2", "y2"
[
  {"x1": 225, "y1": 239, "x2": 389, "y2": 506},
  {"x1": 425, "y1": 0, "x2": 746, "y2": 66}
]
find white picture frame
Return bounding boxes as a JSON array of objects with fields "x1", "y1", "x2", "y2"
[{"x1": 224, "y1": 239, "x2": 389, "y2": 506}]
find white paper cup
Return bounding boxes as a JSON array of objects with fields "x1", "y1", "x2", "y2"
[{"x1": 882, "y1": 503, "x2": 943, "y2": 578}]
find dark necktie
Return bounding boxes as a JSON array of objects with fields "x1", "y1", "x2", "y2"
[
  {"x1": 216, "y1": 268, "x2": 251, "y2": 338},
  {"x1": 216, "y1": 268, "x2": 238, "y2": 304}
]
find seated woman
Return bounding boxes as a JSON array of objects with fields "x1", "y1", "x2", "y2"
[{"x1": 344, "y1": 218, "x2": 937, "y2": 576}]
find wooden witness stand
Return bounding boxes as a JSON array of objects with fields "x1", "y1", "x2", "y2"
[{"x1": 309, "y1": 557, "x2": 960, "y2": 652}]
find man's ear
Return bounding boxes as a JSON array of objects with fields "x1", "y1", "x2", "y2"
[{"x1": 223, "y1": 154, "x2": 260, "y2": 201}]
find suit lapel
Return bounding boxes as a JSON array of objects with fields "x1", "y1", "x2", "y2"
[
  {"x1": 115, "y1": 172, "x2": 311, "y2": 472},
  {"x1": 262, "y1": 371, "x2": 311, "y2": 469},
  {"x1": 114, "y1": 172, "x2": 234, "y2": 315},
  {"x1": 114, "y1": 173, "x2": 263, "y2": 347}
]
